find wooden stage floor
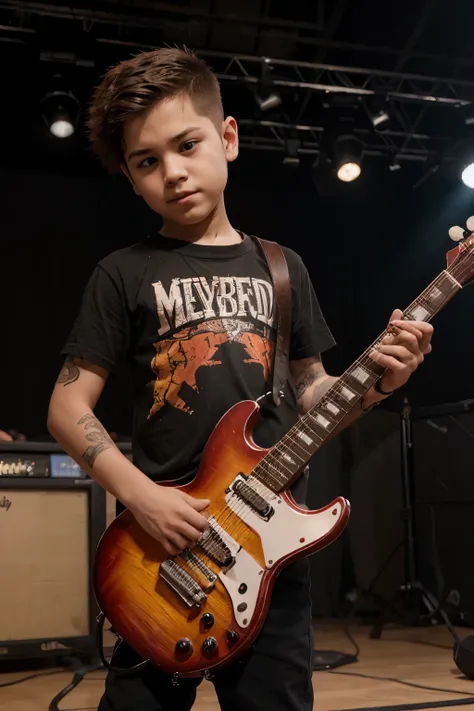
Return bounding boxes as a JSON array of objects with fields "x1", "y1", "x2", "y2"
[{"x1": 2, "y1": 623, "x2": 474, "y2": 711}]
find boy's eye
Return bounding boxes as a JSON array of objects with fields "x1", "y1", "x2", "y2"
[
  {"x1": 139, "y1": 156, "x2": 157, "y2": 168},
  {"x1": 181, "y1": 140, "x2": 197, "y2": 153}
]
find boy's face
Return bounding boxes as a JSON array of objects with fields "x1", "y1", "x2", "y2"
[{"x1": 121, "y1": 94, "x2": 238, "y2": 225}]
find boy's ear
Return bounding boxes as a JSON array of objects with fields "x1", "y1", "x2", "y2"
[
  {"x1": 121, "y1": 164, "x2": 140, "y2": 195},
  {"x1": 222, "y1": 116, "x2": 239, "y2": 163}
]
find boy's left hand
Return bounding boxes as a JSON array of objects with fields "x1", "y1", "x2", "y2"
[{"x1": 370, "y1": 308, "x2": 434, "y2": 393}]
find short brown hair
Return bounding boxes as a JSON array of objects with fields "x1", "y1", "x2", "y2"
[{"x1": 87, "y1": 47, "x2": 224, "y2": 174}]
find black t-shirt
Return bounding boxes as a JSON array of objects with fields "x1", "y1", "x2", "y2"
[{"x1": 62, "y1": 233, "x2": 335, "y2": 502}]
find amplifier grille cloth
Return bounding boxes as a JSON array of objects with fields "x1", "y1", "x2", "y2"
[{"x1": 0, "y1": 490, "x2": 89, "y2": 640}]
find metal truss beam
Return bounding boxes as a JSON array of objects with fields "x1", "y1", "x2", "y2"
[
  {"x1": 0, "y1": 9, "x2": 470, "y2": 165},
  {"x1": 202, "y1": 51, "x2": 474, "y2": 107},
  {"x1": 0, "y1": 0, "x2": 325, "y2": 34},
  {"x1": 236, "y1": 119, "x2": 441, "y2": 163}
]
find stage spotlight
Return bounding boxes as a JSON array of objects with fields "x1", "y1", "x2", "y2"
[
  {"x1": 461, "y1": 162, "x2": 474, "y2": 188},
  {"x1": 334, "y1": 134, "x2": 363, "y2": 182},
  {"x1": 40, "y1": 90, "x2": 80, "y2": 138},
  {"x1": 364, "y1": 97, "x2": 391, "y2": 131},
  {"x1": 371, "y1": 109, "x2": 390, "y2": 129},
  {"x1": 256, "y1": 92, "x2": 281, "y2": 112},
  {"x1": 282, "y1": 138, "x2": 301, "y2": 167},
  {"x1": 255, "y1": 59, "x2": 282, "y2": 112}
]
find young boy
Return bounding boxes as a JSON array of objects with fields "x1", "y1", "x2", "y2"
[{"x1": 47, "y1": 47, "x2": 433, "y2": 711}]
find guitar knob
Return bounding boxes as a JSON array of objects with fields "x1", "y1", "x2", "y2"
[
  {"x1": 202, "y1": 637, "x2": 218, "y2": 656},
  {"x1": 175, "y1": 638, "x2": 193, "y2": 656},
  {"x1": 226, "y1": 629, "x2": 239, "y2": 645},
  {"x1": 201, "y1": 612, "x2": 214, "y2": 629}
]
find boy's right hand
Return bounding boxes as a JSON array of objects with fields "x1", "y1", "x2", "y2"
[{"x1": 129, "y1": 484, "x2": 210, "y2": 556}]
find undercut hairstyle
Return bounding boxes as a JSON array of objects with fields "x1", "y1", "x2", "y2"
[{"x1": 86, "y1": 47, "x2": 224, "y2": 174}]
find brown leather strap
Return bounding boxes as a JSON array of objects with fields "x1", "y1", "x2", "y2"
[{"x1": 256, "y1": 238, "x2": 292, "y2": 406}]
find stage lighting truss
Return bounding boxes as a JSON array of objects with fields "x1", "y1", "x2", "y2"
[
  {"x1": 204, "y1": 51, "x2": 474, "y2": 166},
  {"x1": 1, "y1": 2, "x2": 474, "y2": 168}
]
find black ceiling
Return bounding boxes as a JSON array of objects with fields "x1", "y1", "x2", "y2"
[
  {"x1": 2, "y1": 0, "x2": 474, "y2": 75},
  {"x1": 1, "y1": 0, "x2": 474, "y2": 177}
]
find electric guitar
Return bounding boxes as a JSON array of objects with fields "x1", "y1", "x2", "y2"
[{"x1": 94, "y1": 226, "x2": 474, "y2": 679}]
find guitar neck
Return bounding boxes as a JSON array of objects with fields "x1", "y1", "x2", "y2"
[{"x1": 254, "y1": 268, "x2": 463, "y2": 493}]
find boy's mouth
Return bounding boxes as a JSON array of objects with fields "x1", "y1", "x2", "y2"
[{"x1": 168, "y1": 191, "x2": 198, "y2": 204}]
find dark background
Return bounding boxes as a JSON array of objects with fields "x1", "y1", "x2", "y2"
[{"x1": 2, "y1": 0, "x2": 474, "y2": 617}]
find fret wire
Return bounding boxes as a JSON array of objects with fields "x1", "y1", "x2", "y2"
[
  {"x1": 282, "y1": 427, "x2": 325, "y2": 458},
  {"x1": 291, "y1": 441, "x2": 313, "y2": 460},
  {"x1": 306, "y1": 406, "x2": 327, "y2": 442},
  {"x1": 280, "y1": 430, "x2": 313, "y2": 458},
  {"x1": 254, "y1": 462, "x2": 284, "y2": 489},
  {"x1": 278, "y1": 444, "x2": 306, "y2": 464},
  {"x1": 263, "y1": 458, "x2": 289, "y2": 483},
  {"x1": 254, "y1": 450, "x2": 287, "y2": 488},
  {"x1": 266, "y1": 440, "x2": 307, "y2": 476},
  {"x1": 301, "y1": 416, "x2": 325, "y2": 442},
  {"x1": 266, "y1": 447, "x2": 298, "y2": 475},
  {"x1": 256, "y1": 456, "x2": 290, "y2": 485}
]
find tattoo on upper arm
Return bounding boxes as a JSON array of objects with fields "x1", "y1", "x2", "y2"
[
  {"x1": 78, "y1": 414, "x2": 114, "y2": 468},
  {"x1": 57, "y1": 359, "x2": 80, "y2": 387}
]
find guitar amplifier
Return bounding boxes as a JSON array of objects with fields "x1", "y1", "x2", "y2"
[
  {"x1": 412, "y1": 399, "x2": 474, "y2": 625},
  {"x1": 0, "y1": 472, "x2": 105, "y2": 659},
  {"x1": 0, "y1": 441, "x2": 133, "y2": 659}
]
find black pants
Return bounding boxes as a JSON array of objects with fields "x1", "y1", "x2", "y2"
[{"x1": 98, "y1": 559, "x2": 314, "y2": 711}]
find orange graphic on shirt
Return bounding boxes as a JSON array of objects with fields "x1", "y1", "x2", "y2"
[{"x1": 149, "y1": 318, "x2": 274, "y2": 417}]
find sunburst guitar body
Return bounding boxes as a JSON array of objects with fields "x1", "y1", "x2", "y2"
[{"x1": 94, "y1": 400, "x2": 349, "y2": 677}]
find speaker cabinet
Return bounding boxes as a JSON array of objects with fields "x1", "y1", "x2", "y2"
[
  {"x1": 412, "y1": 400, "x2": 474, "y2": 624},
  {"x1": 0, "y1": 477, "x2": 105, "y2": 659}
]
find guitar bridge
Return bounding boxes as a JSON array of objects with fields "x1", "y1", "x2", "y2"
[{"x1": 159, "y1": 559, "x2": 207, "y2": 608}]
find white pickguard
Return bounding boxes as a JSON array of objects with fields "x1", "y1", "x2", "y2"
[
  {"x1": 218, "y1": 548, "x2": 264, "y2": 629},
  {"x1": 218, "y1": 479, "x2": 345, "y2": 629},
  {"x1": 225, "y1": 477, "x2": 344, "y2": 568}
]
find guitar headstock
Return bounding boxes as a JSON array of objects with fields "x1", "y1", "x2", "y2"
[{"x1": 446, "y1": 216, "x2": 474, "y2": 285}]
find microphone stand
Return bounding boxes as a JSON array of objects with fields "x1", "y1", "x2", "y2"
[{"x1": 369, "y1": 397, "x2": 446, "y2": 639}]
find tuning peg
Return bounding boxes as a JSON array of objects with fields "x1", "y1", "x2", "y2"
[
  {"x1": 466, "y1": 216, "x2": 474, "y2": 232},
  {"x1": 449, "y1": 225, "x2": 465, "y2": 242}
]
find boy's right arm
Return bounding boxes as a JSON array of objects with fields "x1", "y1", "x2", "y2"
[{"x1": 47, "y1": 358, "x2": 209, "y2": 555}]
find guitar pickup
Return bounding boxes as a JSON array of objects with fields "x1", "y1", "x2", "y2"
[{"x1": 230, "y1": 478, "x2": 274, "y2": 520}]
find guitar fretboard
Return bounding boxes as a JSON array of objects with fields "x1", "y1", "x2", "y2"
[{"x1": 254, "y1": 268, "x2": 463, "y2": 493}]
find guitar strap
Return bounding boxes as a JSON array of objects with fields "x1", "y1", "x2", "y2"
[{"x1": 254, "y1": 237, "x2": 292, "y2": 407}]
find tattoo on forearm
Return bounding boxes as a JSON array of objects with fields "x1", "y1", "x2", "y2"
[
  {"x1": 57, "y1": 359, "x2": 80, "y2": 387},
  {"x1": 78, "y1": 414, "x2": 113, "y2": 468},
  {"x1": 310, "y1": 377, "x2": 336, "y2": 408},
  {"x1": 295, "y1": 370, "x2": 318, "y2": 400},
  {"x1": 293, "y1": 356, "x2": 323, "y2": 400}
]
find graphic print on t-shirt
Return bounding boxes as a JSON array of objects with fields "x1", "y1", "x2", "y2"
[{"x1": 149, "y1": 276, "x2": 275, "y2": 417}]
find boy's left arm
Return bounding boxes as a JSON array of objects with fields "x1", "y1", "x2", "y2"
[{"x1": 290, "y1": 308, "x2": 434, "y2": 434}]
